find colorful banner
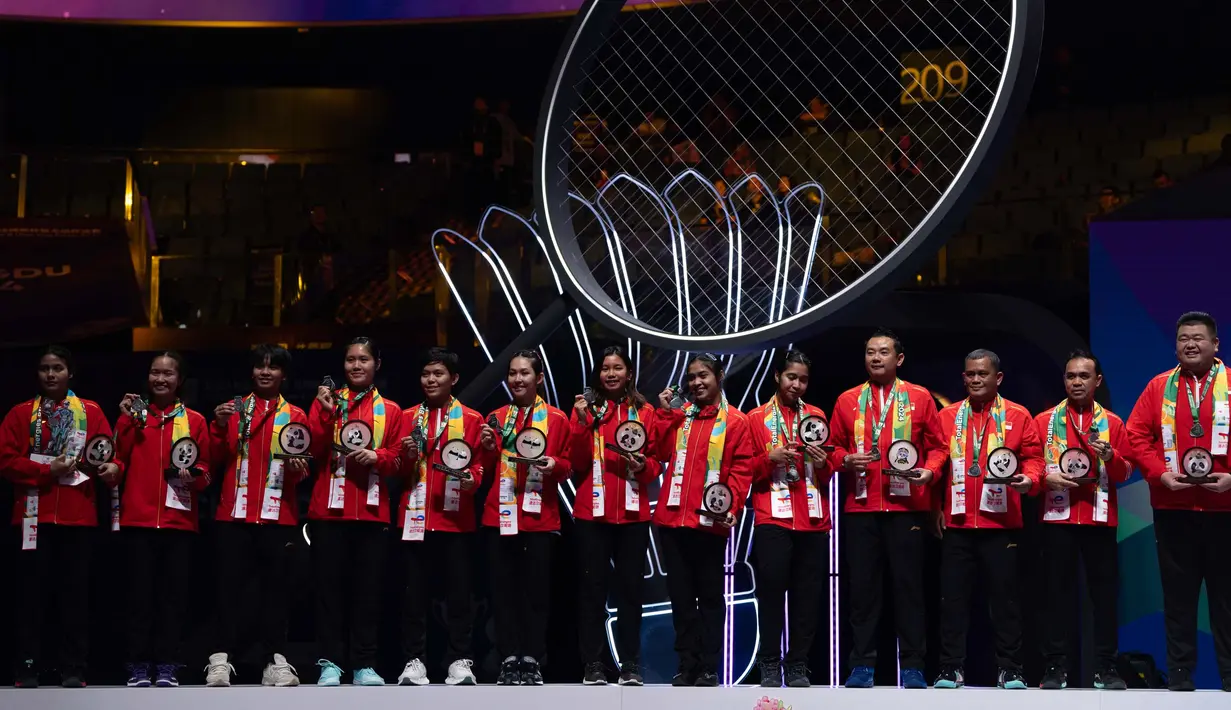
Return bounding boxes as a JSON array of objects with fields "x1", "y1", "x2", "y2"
[{"x1": 0, "y1": 218, "x2": 139, "y2": 345}]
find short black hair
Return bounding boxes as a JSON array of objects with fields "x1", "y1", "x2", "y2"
[
  {"x1": 510, "y1": 349, "x2": 543, "y2": 376},
  {"x1": 1176, "y1": 311, "x2": 1217, "y2": 338},
  {"x1": 589, "y1": 345, "x2": 646, "y2": 408},
  {"x1": 40, "y1": 345, "x2": 74, "y2": 374},
  {"x1": 686, "y1": 352, "x2": 725, "y2": 379},
  {"x1": 348, "y1": 336, "x2": 381, "y2": 360},
  {"x1": 423, "y1": 347, "x2": 460, "y2": 375},
  {"x1": 773, "y1": 349, "x2": 811, "y2": 374},
  {"x1": 251, "y1": 344, "x2": 292, "y2": 373},
  {"x1": 1065, "y1": 349, "x2": 1102, "y2": 376},
  {"x1": 965, "y1": 348, "x2": 1001, "y2": 373},
  {"x1": 866, "y1": 327, "x2": 904, "y2": 356}
]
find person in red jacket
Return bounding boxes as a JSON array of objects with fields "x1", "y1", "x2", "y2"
[
  {"x1": 932, "y1": 349, "x2": 1043, "y2": 690},
  {"x1": 306, "y1": 336, "x2": 405, "y2": 687},
  {"x1": 114, "y1": 351, "x2": 211, "y2": 688},
  {"x1": 652, "y1": 353, "x2": 756, "y2": 688},
  {"x1": 0, "y1": 345, "x2": 118, "y2": 688},
  {"x1": 478, "y1": 350, "x2": 571, "y2": 686},
  {"x1": 828, "y1": 328, "x2": 945, "y2": 689},
  {"x1": 1126, "y1": 311, "x2": 1231, "y2": 692},
  {"x1": 746, "y1": 349, "x2": 832, "y2": 689},
  {"x1": 395, "y1": 347, "x2": 483, "y2": 687},
  {"x1": 203, "y1": 344, "x2": 308, "y2": 688},
  {"x1": 1034, "y1": 350, "x2": 1132, "y2": 690},
  {"x1": 567, "y1": 345, "x2": 659, "y2": 687}
]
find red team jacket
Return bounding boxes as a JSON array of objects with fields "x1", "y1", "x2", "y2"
[
  {"x1": 210, "y1": 395, "x2": 310, "y2": 526},
  {"x1": 480, "y1": 403, "x2": 573, "y2": 533},
  {"x1": 567, "y1": 401, "x2": 660, "y2": 524},
  {"x1": 398, "y1": 401, "x2": 486, "y2": 533},
  {"x1": 0, "y1": 398, "x2": 116, "y2": 527},
  {"x1": 306, "y1": 394, "x2": 405, "y2": 523},
  {"x1": 1127, "y1": 370, "x2": 1231, "y2": 512},
  {"x1": 828, "y1": 380, "x2": 947, "y2": 514},
  {"x1": 115, "y1": 403, "x2": 212, "y2": 532},
  {"x1": 1032, "y1": 404, "x2": 1133, "y2": 527},
  {"x1": 746, "y1": 400, "x2": 833, "y2": 532},
  {"x1": 651, "y1": 403, "x2": 756, "y2": 535},
  {"x1": 936, "y1": 397, "x2": 1044, "y2": 530}
]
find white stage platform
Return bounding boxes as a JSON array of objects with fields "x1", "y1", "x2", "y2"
[{"x1": 0, "y1": 685, "x2": 1227, "y2": 710}]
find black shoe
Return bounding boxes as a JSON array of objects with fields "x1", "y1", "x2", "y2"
[
  {"x1": 60, "y1": 669, "x2": 86, "y2": 688},
  {"x1": 1094, "y1": 667, "x2": 1126, "y2": 690},
  {"x1": 1169, "y1": 668, "x2": 1195, "y2": 692},
  {"x1": 785, "y1": 662, "x2": 810, "y2": 688},
  {"x1": 520, "y1": 657, "x2": 543, "y2": 686},
  {"x1": 497, "y1": 657, "x2": 522, "y2": 686},
  {"x1": 758, "y1": 659, "x2": 781, "y2": 688},
  {"x1": 672, "y1": 668, "x2": 694, "y2": 687},
  {"x1": 1040, "y1": 664, "x2": 1067, "y2": 690},
  {"x1": 14, "y1": 660, "x2": 38, "y2": 689},
  {"x1": 618, "y1": 665, "x2": 643, "y2": 686},
  {"x1": 695, "y1": 670, "x2": 719, "y2": 687},
  {"x1": 583, "y1": 662, "x2": 607, "y2": 686}
]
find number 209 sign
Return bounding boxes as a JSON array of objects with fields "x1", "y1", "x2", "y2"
[{"x1": 900, "y1": 48, "x2": 970, "y2": 106}]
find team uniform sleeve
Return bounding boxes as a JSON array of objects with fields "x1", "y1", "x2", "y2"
[
  {"x1": 1015, "y1": 408, "x2": 1045, "y2": 496},
  {"x1": 827, "y1": 393, "x2": 852, "y2": 473},
  {"x1": 188, "y1": 413, "x2": 213, "y2": 491},
  {"x1": 724, "y1": 415, "x2": 757, "y2": 513},
  {"x1": 0, "y1": 405, "x2": 50, "y2": 487},
  {"x1": 374, "y1": 405, "x2": 405, "y2": 478},
  {"x1": 546, "y1": 410, "x2": 573, "y2": 482},
  {"x1": 1106, "y1": 416, "x2": 1133, "y2": 484},
  {"x1": 636, "y1": 407, "x2": 663, "y2": 485},
  {"x1": 919, "y1": 393, "x2": 948, "y2": 480},
  {"x1": 1126, "y1": 379, "x2": 1168, "y2": 483}
]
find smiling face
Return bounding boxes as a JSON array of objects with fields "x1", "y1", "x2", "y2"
[
  {"x1": 686, "y1": 360, "x2": 721, "y2": 405},
  {"x1": 1064, "y1": 357, "x2": 1102, "y2": 406},
  {"x1": 344, "y1": 344, "x2": 378, "y2": 389},
  {"x1": 149, "y1": 356, "x2": 181, "y2": 404},
  {"x1": 421, "y1": 361, "x2": 458, "y2": 404},
  {"x1": 507, "y1": 356, "x2": 543, "y2": 405},
  {"x1": 1176, "y1": 322, "x2": 1218, "y2": 375},
  {"x1": 252, "y1": 356, "x2": 285, "y2": 399},
  {"x1": 775, "y1": 362, "x2": 809, "y2": 407},
  {"x1": 599, "y1": 354, "x2": 631, "y2": 398},
  {"x1": 963, "y1": 356, "x2": 1002, "y2": 402},
  {"x1": 864, "y1": 336, "x2": 903, "y2": 383},
  {"x1": 38, "y1": 354, "x2": 70, "y2": 401}
]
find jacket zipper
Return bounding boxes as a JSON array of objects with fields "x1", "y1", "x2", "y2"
[{"x1": 155, "y1": 419, "x2": 163, "y2": 529}]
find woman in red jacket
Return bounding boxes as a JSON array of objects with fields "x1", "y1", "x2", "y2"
[
  {"x1": 203, "y1": 344, "x2": 309, "y2": 688},
  {"x1": 746, "y1": 349, "x2": 832, "y2": 688},
  {"x1": 395, "y1": 347, "x2": 484, "y2": 687},
  {"x1": 568, "y1": 345, "x2": 659, "y2": 686},
  {"x1": 652, "y1": 353, "x2": 756, "y2": 687},
  {"x1": 0, "y1": 345, "x2": 118, "y2": 688},
  {"x1": 306, "y1": 337, "x2": 405, "y2": 687},
  {"x1": 114, "y1": 351, "x2": 211, "y2": 688},
  {"x1": 478, "y1": 350, "x2": 572, "y2": 686}
]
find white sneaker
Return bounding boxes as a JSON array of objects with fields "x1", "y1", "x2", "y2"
[
  {"x1": 261, "y1": 654, "x2": 300, "y2": 687},
  {"x1": 446, "y1": 659, "x2": 477, "y2": 686},
  {"x1": 398, "y1": 658, "x2": 430, "y2": 686},
  {"x1": 204, "y1": 652, "x2": 235, "y2": 687}
]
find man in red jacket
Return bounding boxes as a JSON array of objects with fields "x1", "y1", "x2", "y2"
[
  {"x1": 1034, "y1": 350, "x2": 1131, "y2": 691},
  {"x1": 828, "y1": 329, "x2": 945, "y2": 689},
  {"x1": 1127, "y1": 311, "x2": 1231, "y2": 692},
  {"x1": 204, "y1": 344, "x2": 309, "y2": 688},
  {"x1": 933, "y1": 349, "x2": 1043, "y2": 690}
]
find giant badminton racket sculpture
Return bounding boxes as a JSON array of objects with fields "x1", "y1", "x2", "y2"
[{"x1": 535, "y1": 0, "x2": 1043, "y2": 350}]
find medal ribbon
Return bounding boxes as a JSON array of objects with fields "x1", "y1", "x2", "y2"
[
  {"x1": 854, "y1": 380, "x2": 912, "y2": 453},
  {"x1": 332, "y1": 387, "x2": 386, "y2": 456},
  {"x1": 414, "y1": 397, "x2": 465, "y2": 481},
  {"x1": 30, "y1": 392, "x2": 88, "y2": 456},
  {"x1": 233, "y1": 395, "x2": 292, "y2": 506},
  {"x1": 1045, "y1": 400, "x2": 1108, "y2": 480},
  {"x1": 951, "y1": 395, "x2": 1005, "y2": 471},
  {"x1": 676, "y1": 397, "x2": 728, "y2": 475},
  {"x1": 1161, "y1": 358, "x2": 1228, "y2": 470}
]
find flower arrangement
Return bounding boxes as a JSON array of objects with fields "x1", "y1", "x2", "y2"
[{"x1": 755, "y1": 696, "x2": 792, "y2": 710}]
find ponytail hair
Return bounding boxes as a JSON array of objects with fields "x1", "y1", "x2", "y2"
[{"x1": 590, "y1": 345, "x2": 647, "y2": 409}]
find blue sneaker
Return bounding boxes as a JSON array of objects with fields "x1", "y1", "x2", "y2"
[
  {"x1": 844, "y1": 666, "x2": 875, "y2": 688},
  {"x1": 154, "y1": 664, "x2": 180, "y2": 688},
  {"x1": 353, "y1": 667, "x2": 385, "y2": 686},
  {"x1": 316, "y1": 659, "x2": 342, "y2": 687},
  {"x1": 125, "y1": 662, "x2": 151, "y2": 688},
  {"x1": 997, "y1": 668, "x2": 1027, "y2": 690},
  {"x1": 901, "y1": 668, "x2": 928, "y2": 689}
]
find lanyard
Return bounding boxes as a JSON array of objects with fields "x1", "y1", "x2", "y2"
[
  {"x1": 239, "y1": 397, "x2": 277, "y2": 457},
  {"x1": 417, "y1": 403, "x2": 449, "y2": 453},
  {"x1": 1186, "y1": 364, "x2": 1219, "y2": 422},
  {"x1": 971, "y1": 406, "x2": 994, "y2": 461},
  {"x1": 871, "y1": 382, "x2": 896, "y2": 443},
  {"x1": 770, "y1": 398, "x2": 800, "y2": 449}
]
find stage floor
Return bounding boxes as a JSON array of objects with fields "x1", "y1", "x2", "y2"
[{"x1": 0, "y1": 685, "x2": 1226, "y2": 710}]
